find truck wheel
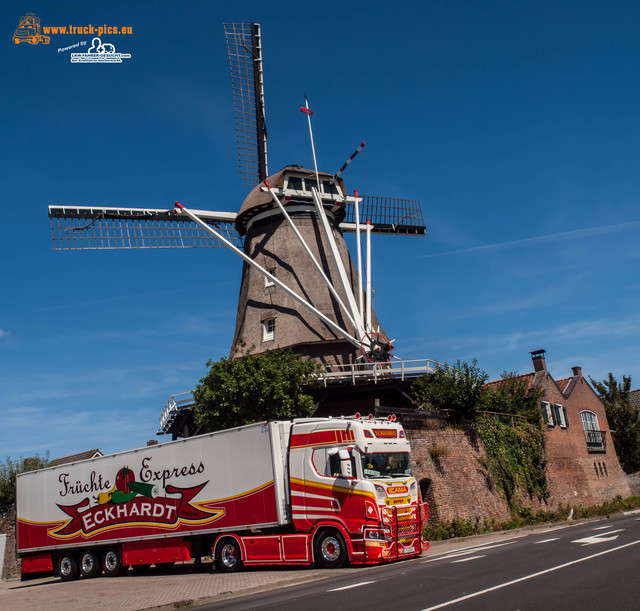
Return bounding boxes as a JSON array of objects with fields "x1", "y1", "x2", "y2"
[
  {"x1": 215, "y1": 539, "x2": 242, "y2": 573},
  {"x1": 79, "y1": 550, "x2": 102, "y2": 578},
  {"x1": 58, "y1": 553, "x2": 79, "y2": 581},
  {"x1": 102, "y1": 547, "x2": 125, "y2": 577},
  {"x1": 314, "y1": 530, "x2": 347, "y2": 569}
]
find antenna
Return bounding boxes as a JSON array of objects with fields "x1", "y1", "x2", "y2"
[{"x1": 224, "y1": 22, "x2": 268, "y2": 185}]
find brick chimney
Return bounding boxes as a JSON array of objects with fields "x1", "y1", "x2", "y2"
[
  {"x1": 572, "y1": 366, "x2": 582, "y2": 377},
  {"x1": 530, "y1": 349, "x2": 547, "y2": 372}
]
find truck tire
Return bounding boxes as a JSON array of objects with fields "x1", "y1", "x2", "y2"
[
  {"x1": 79, "y1": 550, "x2": 102, "y2": 578},
  {"x1": 215, "y1": 538, "x2": 242, "y2": 573},
  {"x1": 314, "y1": 530, "x2": 347, "y2": 569},
  {"x1": 102, "y1": 547, "x2": 125, "y2": 577},
  {"x1": 58, "y1": 553, "x2": 79, "y2": 581}
]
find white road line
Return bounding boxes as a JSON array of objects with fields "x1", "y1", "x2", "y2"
[
  {"x1": 328, "y1": 581, "x2": 376, "y2": 592},
  {"x1": 451, "y1": 555, "x2": 486, "y2": 563},
  {"x1": 533, "y1": 538, "x2": 560, "y2": 544},
  {"x1": 420, "y1": 538, "x2": 640, "y2": 611},
  {"x1": 592, "y1": 525, "x2": 612, "y2": 530},
  {"x1": 422, "y1": 541, "x2": 516, "y2": 562}
]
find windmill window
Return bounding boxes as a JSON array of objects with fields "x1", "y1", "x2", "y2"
[
  {"x1": 262, "y1": 318, "x2": 275, "y2": 342},
  {"x1": 304, "y1": 179, "x2": 318, "y2": 192},
  {"x1": 322, "y1": 180, "x2": 339, "y2": 195},
  {"x1": 265, "y1": 267, "x2": 276, "y2": 288},
  {"x1": 287, "y1": 176, "x2": 303, "y2": 191}
]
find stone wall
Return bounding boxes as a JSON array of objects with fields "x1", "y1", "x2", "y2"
[
  {"x1": 0, "y1": 504, "x2": 20, "y2": 580},
  {"x1": 626, "y1": 473, "x2": 640, "y2": 496}
]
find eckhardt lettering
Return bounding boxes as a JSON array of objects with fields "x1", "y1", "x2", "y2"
[
  {"x1": 49, "y1": 465, "x2": 220, "y2": 538},
  {"x1": 51, "y1": 483, "x2": 221, "y2": 537}
]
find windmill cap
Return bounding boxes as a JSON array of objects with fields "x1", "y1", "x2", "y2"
[{"x1": 235, "y1": 165, "x2": 347, "y2": 236}]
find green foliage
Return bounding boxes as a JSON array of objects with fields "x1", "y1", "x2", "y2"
[
  {"x1": 422, "y1": 496, "x2": 640, "y2": 541},
  {"x1": 412, "y1": 359, "x2": 488, "y2": 421},
  {"x1": 193, "y1": 345, "x2": 320, "y2": 433},
  {"x1": 589, "y1": 373, "x2": 640, "y2": 473},
  {"x1": 0, "y1": 453, "x2": 50, "y2": 516},
  {"x1": 480, "y1": 371, "x2": 543, "y2": 420},
  {"x1": 475, "y1": 414, "x2": 549, "y2": 511}
]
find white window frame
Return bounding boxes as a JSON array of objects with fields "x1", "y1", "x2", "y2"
[
  {"x1": 262, "y1": 318, "x2": 275, "y2": 342},
  {"x1": 541, "y1": 401, "x2": 554, "y2": 426},
  {"x1": 265, "y1": 267, "x2": 276, "y2": 288},
  {"x1": 580, "y1": 410, "x2": 599, "y2": 432},
  {"x1": 555, "y1": 404, "x2": 567, "y2": 428}
]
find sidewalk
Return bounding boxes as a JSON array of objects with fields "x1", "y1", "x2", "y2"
[{"x1": 0, "y1": 522, "x2": 581, "y2": 610}]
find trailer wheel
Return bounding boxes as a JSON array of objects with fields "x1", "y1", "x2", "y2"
[
  {"x1": 215, "y1": 538, "x2": 242, "y2": 573},
  {"x1": 79, "y1": 550, "x2": 102, "y2": 578},
  {"x1": 102, "y1": 547, "x2": 125, "y2": 577},
  {"x1": 58, "y1": 553, "x2": 79, "y2": 581},
  {"x1": 314, "y1": 530, "x2": 347, "y2": 569}
]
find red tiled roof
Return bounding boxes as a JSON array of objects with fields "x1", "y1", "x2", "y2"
[
  {"x1": 485, "y1": 373, "x2": 535, "y2": 389},
  {"x1": 555, "y1": 378, "x2": 572, "y2": 393}
]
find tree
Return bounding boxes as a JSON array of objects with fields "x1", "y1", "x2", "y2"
[
  {"x1": 412, "y1": 359, "x2": 488, "y2": 421},
  {"x1": 589, "y1": 373, "x2": 640, "y2": 473},
  {"x1": 0, "y1": 453, "x2": 50, "y2": 516},
  {"x1": 193, "y1": 345, "x2": 320, "y2": 433},
  {"x1": 481, "y1": 371, "x2": 544, "y2": 420}
]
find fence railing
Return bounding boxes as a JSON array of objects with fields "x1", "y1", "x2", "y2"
[
  {"x1": 316, "y1": 359, "x2": 449, "y2": 386},
  {"x1": 585, "y1": 429, "x2": 607, "y2": 452}
]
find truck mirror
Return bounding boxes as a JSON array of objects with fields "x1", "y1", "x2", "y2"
[{"x1": 338, "y1": 449, "x2": 353, "y2": 478}]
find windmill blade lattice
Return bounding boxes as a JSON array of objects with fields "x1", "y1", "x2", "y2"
[
  {"x1": 49, "y1": 205, "x2": 242, "y2": 251},
  {"x1": 224, "y1": 22, "x2": 268, "y2": 187},
  {"x1": 341, "y1": 196, "x2": 425, "y2": 236}
]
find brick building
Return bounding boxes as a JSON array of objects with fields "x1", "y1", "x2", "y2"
[
  {"x1": 527, "y1": 350, "x2": 631, "y2": 506},
  {"x1": 405, "y1": 350, "x2": 631, "y2": 525}
]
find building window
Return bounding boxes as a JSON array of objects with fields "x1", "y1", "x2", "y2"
[
  {"x1": 554, "y1": 404, "x2": 567, "y2": 428},
  {"x1": 265, "y1": 267, "x2": 276, "y2": 288},
  {"x1": 541, "y1": 401, "x2": 554, "y2": 426},
  {"x1": 581, "y1": 410, "x2": 606, "y2": 452},
  {"x1": 262, "y1": 318, "x2": 275, "y2": 342}
]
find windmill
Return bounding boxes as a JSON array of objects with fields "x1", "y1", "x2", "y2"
[{"x1": 48, "y1": 22, "x2": 426, "y2": 374}]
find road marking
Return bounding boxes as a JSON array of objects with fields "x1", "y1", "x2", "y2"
[
  {"x1": 572, "y1": 529, "x2": 624, "y2": 545},
  {"x1": 328, "y1": 581, "x2": 376, "y2": 592},
  {"x1": 423, "y1": 541, "x2": 516, "y2": 562},
  {"x1": 593, "y1": 525, "x2": 612, "y2": 530},
  {"x1": 533, "y1": 538, "x2": 560, "y2": 544},
  {"x1": 420, "y1": 538, "x2": 640, "y2": 611},
  {"x1": 451, "y1": 555, "x2": 486, "y2": 563}
]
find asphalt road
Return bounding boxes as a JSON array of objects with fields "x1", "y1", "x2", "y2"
[{"x1": 200, "y1": 511, "x2": 640, "y2": 611}]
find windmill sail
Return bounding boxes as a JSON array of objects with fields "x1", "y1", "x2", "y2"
[
  {"x1": 341, "y1": 196, "x2": 425, "y2": 236},
  {"x1": 224, "y1": 22, "x2": 268, "y2": 186},
  {"x1": 48, "y1": 205, "x2": 242, "y2": 251}
]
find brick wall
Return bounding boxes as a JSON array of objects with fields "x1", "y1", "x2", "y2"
[{"x1": 404, "y1": 419, "x2": 512, "y2": 524}]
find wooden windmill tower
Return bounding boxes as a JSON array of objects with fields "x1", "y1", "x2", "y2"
[{"x1": 48, "y1": 23, "x2": 426, "y2": 371}]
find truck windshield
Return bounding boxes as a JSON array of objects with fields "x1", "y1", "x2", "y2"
[{"x1": 361, "y1": 452, "x2": 411, "y2": 479}]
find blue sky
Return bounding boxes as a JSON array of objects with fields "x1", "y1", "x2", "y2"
[{"x1": 2, "y1": 0, "x2": 640, "y2": 462}]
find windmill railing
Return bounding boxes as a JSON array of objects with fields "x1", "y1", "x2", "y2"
[
  {"x1": 157, "y1": 392, "x2": 195, "y2": 435},
  {"x1": 316, "y1": 359, "x2": 447, "y2": 386}
]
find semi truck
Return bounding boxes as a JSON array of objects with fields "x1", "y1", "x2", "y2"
[{"x1": 16, "y1": 415, "x2": 428, "y2": 581}]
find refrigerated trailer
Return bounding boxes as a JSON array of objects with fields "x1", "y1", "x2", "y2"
[{"x1": 16, "y1": 416, "x2": 428, "y2": 580}]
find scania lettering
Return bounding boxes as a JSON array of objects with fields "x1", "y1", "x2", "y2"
[{"x1": 16, "y1": 416, "x2": 428, "y2": 581}]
